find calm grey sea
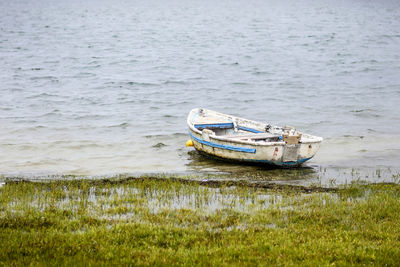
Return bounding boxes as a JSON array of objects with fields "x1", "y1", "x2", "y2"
[{"x1": 1, "y1": 0, "x2": 400, "y2": 184}]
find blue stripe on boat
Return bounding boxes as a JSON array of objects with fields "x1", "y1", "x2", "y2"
[
  {"x1": 194, "y1": 123, "x2": 234, "y2": 129},
  {"x1": 237, "y1": 126, "x2": 264, "y2": 133},
  {"x1": 189, "y1": 132, "x2": 256, "y2": 153}
]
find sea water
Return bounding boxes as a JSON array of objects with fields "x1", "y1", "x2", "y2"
[{"x1": 1, "y1": 0, "x2": 400, "y2": 185}]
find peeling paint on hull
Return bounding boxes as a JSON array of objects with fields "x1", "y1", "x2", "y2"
[{"x1": 196, "y1": 149, "x2": 313, "y2": 167}]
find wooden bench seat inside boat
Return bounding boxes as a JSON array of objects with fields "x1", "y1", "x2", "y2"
[{"x1": 222, "y1": 133, "x2": 279, "y2": 140}]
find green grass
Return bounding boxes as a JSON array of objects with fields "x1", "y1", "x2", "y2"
[{"x1": 1, "y1": 178, "x2": 400, "y2": 266}]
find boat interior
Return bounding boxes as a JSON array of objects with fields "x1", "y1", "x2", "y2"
[
  {"x1": 189, "y1": 109, "x2": 321, "y2": 145},
  {"x1": 193, "y1": 122, "x2": 283, "y2": 143}
]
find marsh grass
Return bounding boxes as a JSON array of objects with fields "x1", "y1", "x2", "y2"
[{"x1": 1, "y1": 178, "x2": 400, "y2": 265}]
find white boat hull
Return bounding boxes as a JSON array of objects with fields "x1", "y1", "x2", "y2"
[{"x1": 187, "y1": 108, "x2": 322, "y2": 167}]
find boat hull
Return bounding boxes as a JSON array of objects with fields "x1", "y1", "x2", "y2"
[{"x1": 189, "y1": 129, "x2": 319, "y2": 167}]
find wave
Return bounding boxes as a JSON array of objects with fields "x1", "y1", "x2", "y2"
[
  {"x1": 163, "y1": 80, "x2": 186, "y2": 85},
  {"x1": 125, "y1": 81, "x2": 160, "y2": 87},
  {"x1": 107, "y1": 122, "x2": 130, "y2": 128}
]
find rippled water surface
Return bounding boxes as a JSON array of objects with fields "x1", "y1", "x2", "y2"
[{"x1": 1, "y1": 0, "x2": 400, "y2": 184}]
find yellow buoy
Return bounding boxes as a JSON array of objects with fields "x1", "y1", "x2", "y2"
[{"x1": 185, "y1": 139, "x2": 193, "y2": 147}]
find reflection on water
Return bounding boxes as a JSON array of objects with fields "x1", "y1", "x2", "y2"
[
  {"x1": 185, "y1": 150, "x2": 400, "y2": 187},
  {"x1": 187, "y1": 150, "x2": 318, "y2": 184}
]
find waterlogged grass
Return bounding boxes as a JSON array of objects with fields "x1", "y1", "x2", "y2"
[{"x1": 1, "y1": 178, "x2": 400, "y2": 265}]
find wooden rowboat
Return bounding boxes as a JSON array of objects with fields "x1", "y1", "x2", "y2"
[{"x1": 187, "y1": 108, "x2": 323, "y2": 167}]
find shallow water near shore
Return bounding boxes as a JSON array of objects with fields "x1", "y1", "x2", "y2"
[
  {"x1": 1, "y1": 0, "x2": 400, "y2": 185},
  {"x1": 2, "y1": 180, "x2": 400, "y2": 265}
]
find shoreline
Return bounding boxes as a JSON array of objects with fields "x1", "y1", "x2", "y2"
[{"x1": 1, "y1": 165, "x2": 400, "y2": 188}]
